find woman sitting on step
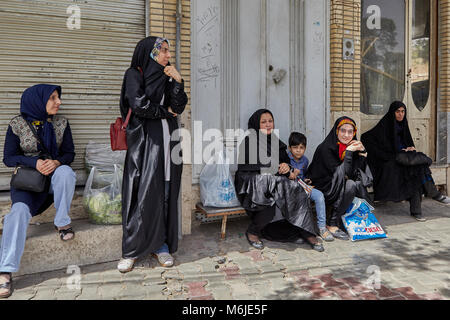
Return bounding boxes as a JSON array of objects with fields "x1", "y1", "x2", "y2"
[
  {"x1": 361, "y1": 101, "x2": 450, "y2": 222},
  {"x1": 0, "y1": 84, "x2": 76, "y2": 299}
]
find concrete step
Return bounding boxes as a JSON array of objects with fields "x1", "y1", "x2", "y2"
[
  {"x1": 0, "y1": 189, "x2": 88, "y2": 231},
  {"x1": 15, "y1": 218, "x2": 122, "y2": 277},
  {"x1": 0, "y1": 188, "x2": 123, "y2": 277}
]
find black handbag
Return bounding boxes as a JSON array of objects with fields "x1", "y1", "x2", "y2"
[
  {"x1": 395, "y1": 150, "x2": 432, "y2": 167},
  {"x1": 10, "y1": 120, "x2": 51, "y2": 193}
]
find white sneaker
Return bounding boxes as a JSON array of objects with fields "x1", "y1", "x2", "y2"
[
  {"x1": 117, "y1": 258, "x2": 136, "y2": 273},
  {"x1": 153, "y1": 252, "x2": 174, "y2": 267}
]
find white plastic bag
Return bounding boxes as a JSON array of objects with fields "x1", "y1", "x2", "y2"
[
  {"x1": 342, "y1": 197, "x2": 387, "y2": 241},
  {"x1": 199, "y1": 151, "x2": 241, "y2": 207},
  {"x1": 83, "y1": 164, "x2": 123, "y2": 225},
  {"x1": 85, "y1": 141, "x2": 126, "y2": 174}
]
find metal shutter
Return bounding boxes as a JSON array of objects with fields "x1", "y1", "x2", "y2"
[{"x1": 0, "y1": 0, "x2": 145, "y2": 189}]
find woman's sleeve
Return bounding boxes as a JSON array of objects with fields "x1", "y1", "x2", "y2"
[
  {"x1": 361, "y1": 132, "x2": 395, "y2": 161},
  {"x1": 343, "y1": 151, "x2": 355, "y2": 176},
  {"x1": 124, "y1": 68, "x2": 171, "y2": 119},
  {"x1": 3, "y1": 125, "x2": 39, "y2": 168},
  {"x1": 168, "y1": 79, "x2": 188, "y2": 114},
  {"x1": 55, "y1": 121, "x2": 75, "y2": 165}
]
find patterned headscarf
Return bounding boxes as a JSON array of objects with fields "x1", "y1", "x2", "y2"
[{"x1": 150, "y1": 37, "x2": 170, "y2": 61}]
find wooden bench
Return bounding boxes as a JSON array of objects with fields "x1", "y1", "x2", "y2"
[{"x1": 195, "y1": 202, "x2": 246, "y2": 239}]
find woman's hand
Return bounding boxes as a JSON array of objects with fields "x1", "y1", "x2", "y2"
[
  {"x1": 164, "y1": 66, "x2": 182, "y2": 83},
  {"x1": 278, "y1": 163, "x2": 290, "y2": 175},
  {"x1": 167, "y1": 107, "x2": 177, "y2": 117},
  {"x1": 36, "y1": 159, "x2": 60, "y2": 176},
  {"x1": 288, "y1": 168, "x2": 300, "y2": 180},
  {"x1": 347, "y1": 140, "x2": 365, "y2": 152},
  {"x1": 402, "y1": 146, "x2": 416, "y2": 152}
]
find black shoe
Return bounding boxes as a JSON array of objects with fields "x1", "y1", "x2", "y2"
[
  {"x1": 245, "y1": 232, "x2": 264, "y2": 250},
  {"x1": 433, "y1": 194, "x2": 450, "y2": 205},
  {"x1": 411, "y1": 214, "x2": 427, "y2": 222},
  {"x1": 330, "y1": 229, "x2": 350, "y2": 241}
]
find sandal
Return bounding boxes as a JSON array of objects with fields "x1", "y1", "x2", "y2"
[
  {"x1": 0, "y1": 272, "x2": 12, "y2": 299},
  {"x1": 245, "y1": 232, "x2": 264, "y2": 250},
  {"x1": 54, "y1": 225, "x2": 75, "y2": 241}
]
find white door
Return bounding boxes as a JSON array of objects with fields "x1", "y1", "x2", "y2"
[{"x1": 239, "y1": 0, "x2": 299, "y2": 143}]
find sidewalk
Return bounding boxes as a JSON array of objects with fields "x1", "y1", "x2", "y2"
[{"x1": 2, "y1": 198, "x2": 450, "y2": 300}]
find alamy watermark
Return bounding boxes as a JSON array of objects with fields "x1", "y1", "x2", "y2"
[
  {"x1": 66, "y1": 265, "x2": 81, "y2": 290},
  {"x1": 67, "y1": 5, "x2": 81, "y2": 30},
  {"x1": 171, "y1": 122, "x2": 281, "y2": 174},
  {"x1": 364, "y1": 265, "x2": 381, "y2": 290}
]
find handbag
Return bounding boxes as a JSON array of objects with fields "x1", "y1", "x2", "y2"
[
  {"x1": 110, "y1": 108, "x2": 131, "y2": 151},
  {"x1": 10, "y1": 120, "x2": 51, "y2": 193},
  {"x1": 110, "y1": 67, "x2": 143, "y2": 151},
  {"x1": 395, "y1": 151, "x2": 432, "y2": 167}
]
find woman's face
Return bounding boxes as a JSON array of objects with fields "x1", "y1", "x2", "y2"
[
  {"x1": 337, "y1": 123, "x2": 355, "y2": 145},
  {"x1": 156, "y1": 41, "x2": 171, "y2": 66},
  {"x1": 259, "y1": 112, "x2": 274, "y2": 135},
  {"x1": 46, "y1": 90, "x2": 61, "y2": 115},
  {"x1": 395, "y1": 107, "x2": 406, "y2": 122}
]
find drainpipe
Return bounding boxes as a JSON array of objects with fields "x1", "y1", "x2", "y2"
[
  {"x1": 176, "y1": 0, "x2": 182, "y2": 71},
  {"x1": 145, "y1": 0, "x2": 149, "y2": 37},
  {"x1": 175, "y1": 0, "x2": 183, "y2": 239}
]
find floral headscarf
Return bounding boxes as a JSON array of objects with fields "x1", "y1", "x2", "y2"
[{"x1": 150, "y1": 37, "x2": 170, "y2": 61}]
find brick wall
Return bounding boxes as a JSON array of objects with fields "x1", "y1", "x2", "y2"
[
  {"x1": 149, "y1": 0, "x2": 191, "y2": 102},
  {"x1": 440, "y1": 0, "x2": 450, "y2": 112},
  {"x1": 330, "y1": 0, "x2": 361, "y2": 112}
]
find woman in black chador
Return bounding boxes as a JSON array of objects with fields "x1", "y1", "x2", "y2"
[
  {"x1": 306, "y1": 116, "x2": 373, "y2": 240},
  {"x1": 361, "y1": 101, "x2": 449, "y2": 222},
  {"x1": 118, "y1": 36, "x2": 188, "y2": 272},
  {"x1": 235, "y1": 109, "x2": 323, "y2": 252}
]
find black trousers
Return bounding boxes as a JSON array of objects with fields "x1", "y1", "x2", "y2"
[{"x1": 246, "y1": 205, "x2": 276, "y2": 237}]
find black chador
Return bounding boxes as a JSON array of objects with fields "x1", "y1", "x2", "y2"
[{"x1": 120, "y1": 37, "x2": 188, "y2": 258}]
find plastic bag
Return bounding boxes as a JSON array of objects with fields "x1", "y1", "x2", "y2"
[
  {"x1": 85, "y1": 141, "x2": 126, "y2": 174},
  {"x1": 341, "y1": 197, "x2": 387, "y2": 241},
  {"x1": 200, "y1": 151, "x2": 241, "y2": 207},
  {"x1": 83, "y1": 164, "x2": 123, "y2": 225}
]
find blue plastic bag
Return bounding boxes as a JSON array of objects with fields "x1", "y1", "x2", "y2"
[{"x1": 342, "y1": 197, "x2": 387, "y2": 241}]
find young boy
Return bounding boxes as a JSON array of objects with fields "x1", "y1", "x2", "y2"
[{"x1": 287, "y1": 132, "x2": 334, "y2": 242}]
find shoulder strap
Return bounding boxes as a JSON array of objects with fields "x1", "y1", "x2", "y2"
[
  {"x1": 24, "y1": 119, "x2": 51, "y2": 157},
  {"x1": 122, "y1": 66, "x2": 144, "y2": 129}
]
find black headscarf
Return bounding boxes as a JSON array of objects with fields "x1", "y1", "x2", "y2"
[
  {"x1": 130, "y1": 36, "x2": 171, "y2": 103},
  {"x1": 361, "y1": 100, "x2": 414, "y2": 157},
  {"x1": 239, "y1": 109, "x2": 288, "y2": 172},
  {"x1": 306, "y1": 116, "x2": 358, "y2": 190}
]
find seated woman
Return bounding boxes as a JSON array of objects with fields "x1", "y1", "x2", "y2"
[
  {"x1": 361, "y1": 101, "x2": 449, "y2": 222},
  {"x1": 235, "y1": 109, "x2": 323, "y2": 252},
  {"x1": 0, "y1": 84, "x2": 76, "y2": 298},
  {"x1": 306, "y1": 117, "x2": 372, "y2": 240}
]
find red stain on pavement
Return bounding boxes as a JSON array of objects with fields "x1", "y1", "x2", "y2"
[
  {"x1": 185, "y1": 281, "x2": 214, "y2": 300},
  {"x1": 288, "y1": 271, "x2": 444, "y2": 300}
]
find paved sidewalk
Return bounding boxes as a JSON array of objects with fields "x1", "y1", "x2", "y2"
[{"x1": 2, "y1": 198, "x2": 450, "y2": 300}]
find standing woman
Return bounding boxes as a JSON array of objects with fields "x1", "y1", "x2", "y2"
[
  {"x1": 306, "y1": 117, "x2": 372, "y2": 240},
  {"x1": 1, "y1": 84, "x2": 76, "y2": 298},
  {"x1": 361, "y1": 101, "x2": 449, "y2": 221},
  {"x1": 118, "y1": 37, "x2": 188, "y2": 273}
]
